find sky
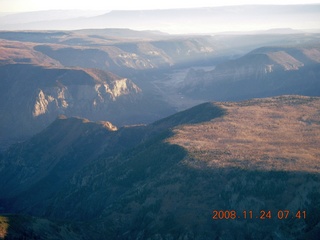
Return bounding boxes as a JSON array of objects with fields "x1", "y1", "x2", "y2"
[{"x1": 1, "y1": 0, "x2": 320, "y2": 12}]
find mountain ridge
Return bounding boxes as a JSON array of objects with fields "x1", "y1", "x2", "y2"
[
  {"x1": 182, "y1": 44, "x2": 320, "y2": 100},
  {"x1": 1, "y1": 5, "x2": 319, "y2": 34},
  {"x1": 1, "y1": 95, "x2": 320, "y2": 239},
  {"x1": 1, "y1": 31, "x2": 320, "y2": 151}
]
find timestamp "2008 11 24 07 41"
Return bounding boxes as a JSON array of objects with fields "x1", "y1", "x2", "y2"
[{"x1": 212, "y1": 210, "x2": 307, "y2": 220}]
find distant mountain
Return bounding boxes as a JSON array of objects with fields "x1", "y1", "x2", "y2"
[
  {"x1": 0, "y1": 31, "x2": 218, "y2": 73},
  {"x1": 74, "y1": 28, "x2": 169, "y2": 39},
  {"x1": 0, "y1": 10, "x2": 106, "y2": 26},
  {"x1": 2, "y1": 30, "x2": 318, "y2": 76},
  {"x1": 182, "y1": 44, "x2": 320, "y2": 100},
  {"x1": 0, "y1": 28, "x2": 168, "y2": 44},
  {"x1": 0, "y1": 95, "x2": 319, "y2": 239},
  {"x1": 0, "y1": 5, "x2": 319, "y2": 34}
]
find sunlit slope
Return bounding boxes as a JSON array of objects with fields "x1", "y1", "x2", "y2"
[{"x1": 169, "y1": 96, "x2": 320, "y2": 172}]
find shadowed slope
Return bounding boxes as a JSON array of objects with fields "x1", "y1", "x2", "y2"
[{"x1": 0, "y1": 96, "x2": 319, "y2": 239}]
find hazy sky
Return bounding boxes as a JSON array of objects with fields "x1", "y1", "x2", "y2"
[{"x1": 1, "y1": 0, "x2": 320, "y2": 12}]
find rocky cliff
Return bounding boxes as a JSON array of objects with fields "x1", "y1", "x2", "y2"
[
  {"x1": 183, "y1": 45, "x2": 320, "y2": 101},
  {"x1": 0, "y1": 64, "x2": 141, "y2": 142}
]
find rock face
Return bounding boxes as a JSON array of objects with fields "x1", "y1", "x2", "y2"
[
  {"x1": 33, "y1": 37, "x2": 216, "y2": 74},
  {"x1": 0, "y1": 96, "x2": 319, "y2": 239},
  {"x1": 0, "y1": 63, "x2": 141, "y2": 141},
  {"x1": 183, "y1": 45, "x2": 320, "y2": 100},
  {"x1": 0, "y1": 33, "x2": 219, "y2": 147}
]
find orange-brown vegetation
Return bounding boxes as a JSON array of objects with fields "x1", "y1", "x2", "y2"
[
  {"x1": 169, "y1": 95, "x2": 320, "y2": 172},
  {"x1": 0, "y1": 40, "x2": 61, "y2": 66},
  {"x1": 0, "y1": 216, "x2": 9, "y2": 239}
]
